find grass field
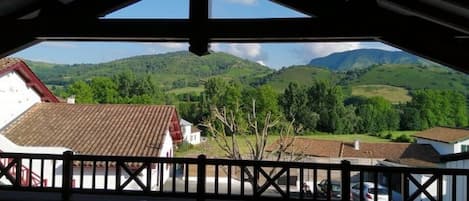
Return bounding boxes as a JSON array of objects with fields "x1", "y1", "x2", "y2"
[{"x1": 351, "y1": 84, "x2": 412, "y2": 103}]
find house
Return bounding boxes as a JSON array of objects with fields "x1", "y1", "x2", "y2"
[
  {"x1": 0, "y1": 58, "x2": 58, "y2": 129},
  {"x1": 0, "y1": 58, "x2": 183, "y2": 190},
  {"x1": 271, "y1": 138, "x2": 440, "y2": 167},
  {"x1": 267, "y1": 137, "x2": 441, "y2": 194},
  {"x1": 412, "y1": 127, "x2": 469, "y2": 201},
  {"x1": 180, "y1": 119, "x2": 201, "y2": 145},
  {"x1": 414, "y1": 127, "x2": 469, "y2": 155}
]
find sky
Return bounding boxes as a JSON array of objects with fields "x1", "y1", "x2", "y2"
[{"x1": 13, "y1": 0, "x2": 399, "y2": 69}]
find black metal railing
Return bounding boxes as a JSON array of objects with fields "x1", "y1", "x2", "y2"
[{"x1": 1, "y1": 151, "x2": 468, "y2": 201}]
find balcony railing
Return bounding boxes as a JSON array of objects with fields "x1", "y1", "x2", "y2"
[{"x1": 0, "y1": 151, "x2": 468, "y2": 201}]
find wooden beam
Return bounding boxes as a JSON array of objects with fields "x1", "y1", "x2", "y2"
[
  {"x1": 380, "y1": 35, "x2": 469, "y2": 74},
  {"x1": 189, "y1": 0, "x2": 211, "y2": 56},
  {"x1": 6, "y1": 18, "x2": 410, "y2": 42},
  {"x1": 378, "y1": 0, "x2": 469, "y2": 35}
]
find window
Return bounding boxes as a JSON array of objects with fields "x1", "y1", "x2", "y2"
[{"x1": 461, "y1": 144, "x2": 469, "y2": 152}]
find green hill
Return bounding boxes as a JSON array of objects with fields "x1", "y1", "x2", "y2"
[
  {"x1": 255, "y1": 65, "x2": 337, "y2": 92},
  {"x1": 309, "y1": 49, "x2": 434, "y2": 71},
  {"x1": 348, "y1": 64, "x2": 469, "y2": 95},
  {"x1": 26, "y1": 51, "x2": 273, "y2": 91}
]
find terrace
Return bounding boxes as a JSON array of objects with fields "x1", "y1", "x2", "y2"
[
  {"x1": 0, "y1": 0, "x2": 468, "y2": 201},
  {"x1": 1, "y1": 152, "x2": 469, "y2": 201}
]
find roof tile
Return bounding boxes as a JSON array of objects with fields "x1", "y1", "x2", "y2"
[
  {"x1": 1, "y1": 103, "x2": 179, "y2": 157},
  {"x1": 413, "y1": 127, "x2": 469, "y2": 144}
]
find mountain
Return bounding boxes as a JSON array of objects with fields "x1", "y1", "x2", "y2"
[
  {"x1": 308, "y1": 49, "x2": 434, "y2": 71},
  {"x1": 256, "y1": 65, "x2": 337, "y2": 92},
  {"x1": 26, "y1": 51, "x2": 273, "y2": 91}
]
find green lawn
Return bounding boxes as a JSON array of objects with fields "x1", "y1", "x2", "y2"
[{"x1": 351, "y1": 84, "x2": 412, "y2": 103}]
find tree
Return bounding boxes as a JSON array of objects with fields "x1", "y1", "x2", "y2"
[
  {"x1": 66, "y1": 80, "x2": 94, "y2": 103},
  {"x1": 90, "y1": 77, "x2": 119, "y2": 103},
  {"x1": 404, "y1": 89, "x2": 468, "y2": 130},
  {"x1": 306, "y1": 81, "x2": 355, "y2": 134},
  {"x1": 355, "y1": 97, "x2": 399, "y2": 133},
  {"x1": 202, "y1": 101, "x2": 301, "y2": 189},
  {"x1": 279, "y1": 82, "x2": 319, "y2": 133}
]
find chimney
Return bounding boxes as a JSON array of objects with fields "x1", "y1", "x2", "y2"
[
  {"x1": 354, "y1": 139, "x2": 360, "y2": 150},
  {"x1": 66, "y1": 95, "x2": 75, "y2": 104}
]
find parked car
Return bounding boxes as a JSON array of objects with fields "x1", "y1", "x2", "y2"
[
  {"x1": 351, "y1": 182, "x2": 389, "y2": 201},
  {"x1": 317, "y1": 179, "x2": 342, "y2": 199}
]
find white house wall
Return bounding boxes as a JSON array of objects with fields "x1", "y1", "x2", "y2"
[
  {"x1": 159, "y1": 130, "x2": 174, "y2": 185},
  {"x1": 445, "y1": 160, "x2": 469, "y2": 201},
  {"x1": 0, "y1": 72, "x2": 42, "y2": 130}
]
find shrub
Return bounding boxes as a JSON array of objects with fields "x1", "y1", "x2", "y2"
[{"x1": 393, "y1": 134, "x2": 414, "y2": 143}]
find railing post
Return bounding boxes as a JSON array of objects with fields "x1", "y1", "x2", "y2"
[
  {"x1": 62, "y1": 151, "x2": 73, "y2": 201},
  {"x1": 341, "y1": 160, "x2": 351, "y2": 201},
  {"x1": 197, "y1": 154, "x2": 206, "y2": 201}
]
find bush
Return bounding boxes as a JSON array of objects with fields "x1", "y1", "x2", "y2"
[
  {"x1": 393, "y1": 134, "x2": 414, "y2": 143},
  {"x1": 178, "y1": 141, "x2": 194, "y2": 152},
  {"x1": 384, "y1": 133, "x2": 392, "y2": 139}
]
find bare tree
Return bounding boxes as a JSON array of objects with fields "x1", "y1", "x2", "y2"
[{"x1": 201, "y1": 101, "x2": 303, "y2": 188}]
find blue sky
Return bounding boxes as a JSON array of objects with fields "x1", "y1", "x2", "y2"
[{"x1": 14, "y1": 0, "x2": 398, "y2": 69}]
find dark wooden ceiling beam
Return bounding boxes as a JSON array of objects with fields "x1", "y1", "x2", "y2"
[
  {"x1": 271, "y1": 0, "x2": 382, "y2": 17},
  {"x1": 189, "y1": 0, "x2": 211, "y2": 56},
  {"x1": 38, "y1": 0, "x2": 140, "y2": 18},
  {"x1": 10, "y1": 17, "x2": 462, "y2": 42},
  {"x1": 380, "y1": 35, "x2": 469, "y2": 74},
  {"x1": 378, "y1": 0, "x2": 469, "y2": 35}
]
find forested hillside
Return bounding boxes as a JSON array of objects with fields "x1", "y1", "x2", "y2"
[{"x1": 26, "y1": 51, "x2": 272, "y2": 91}]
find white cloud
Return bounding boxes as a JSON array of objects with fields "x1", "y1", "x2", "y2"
[
  {"x1": 41, "y1": 42, "x2": 77, "y2": 48},
  {"x1": 211, "y1": 43, "x2": 269, "y2": 65},
  {"x1": 304, "y1": 42, "x2": 362, "y2": 59},
  {"x1": 225, "y1": 0, "x2": 257, "y2": 5},
  {"x1": 227, "y1": 43, "x2": 262, "y2": 59},
  {"x1": 142, "y1": 42, "x2": 188, "y2": 54},
  {"x1": 158, "y1": 42, "x2": 186, "y2": 49},
  {"x1": 256, "y1": 60, "x2": 266, "y2": 66}
]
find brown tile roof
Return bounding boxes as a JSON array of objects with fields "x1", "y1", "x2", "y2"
[
  {"x1": 0, "y1": 58, "x2": 21, "y2": 72},
  {"x1": 413, "y1": 127, "x2": 469, "y2": 144},
  {"x1": 268, "y1": 138, "x2": 440, "y2": 167},
  {"x1": 342, "y1": 142, "x2": 440, "y2": 167},
  {"x1": 1, "y1": 103, "x2": 182, "y2": 157}
]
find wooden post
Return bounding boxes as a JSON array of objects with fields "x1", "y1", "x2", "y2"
[
  {"x1": 62, "y1": 151, "x2": 73, "y2": 201},
  {"x1": 341, "y1": 160, "x2": 351, "y2": 201},
  {"x1": 197, "y1": 154, "x2": 206, "y2": 201}
]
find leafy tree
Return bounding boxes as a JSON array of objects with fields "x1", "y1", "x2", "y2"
[
  {"x1": 355, "y1": 97, "x2": 399, "y2": 133},
  {"x1": 90, "y1": 77, "x2": 119, "y2": 104},
  {"x1": 114, "y1": 70, "x2": 136, "y2": 98},
  {"x1": 279, "y1": 82, "x2": 318, "y2": 133},
  {"x1": 306, "y1": 81, "x2": 355, "y2": 133},
  {"x1": 66, "y1": 80, "x2": 94, "y2": 103},
  {"x1": 404, "y1": 89, "x2": 468, "y2": 130}
]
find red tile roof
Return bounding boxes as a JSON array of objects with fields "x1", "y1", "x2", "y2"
[
  {"x1": 0, "y1": 58, "x2": 21, "y2": 71},
  {"x1": 0, "y1": 58, "x2": 58, "y2": 103},
  {"x1": 1, "y1": 103, "x2": 183, "y2": 157},
  {"x1": 413, "y1": 127, "x2": 469, "y2": 144}
]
